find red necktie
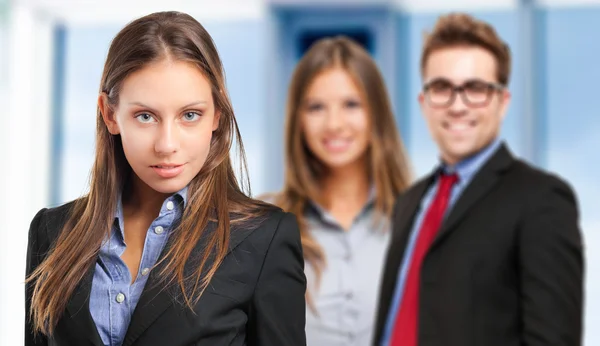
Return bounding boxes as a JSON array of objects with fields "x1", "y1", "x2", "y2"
[{"x1": 390, "y1": 173, "x2": 458, "y2": 346}]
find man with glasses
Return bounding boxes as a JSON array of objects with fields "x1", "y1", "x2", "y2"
[{"x1": 373, "y1": 13, "x2": 584, "y2": 346}]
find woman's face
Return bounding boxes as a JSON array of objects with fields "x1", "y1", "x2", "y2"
[
  {"x1": 300, "y1": 67, "x2": 371, "y2": 172},
  {"x1": 100, "y1": 59, "x2": 220, "y2": 194}
]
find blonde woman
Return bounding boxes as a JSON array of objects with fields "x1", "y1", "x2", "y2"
[{"x1": 265, "y1": 36, "x2": 412, "y2": 346}]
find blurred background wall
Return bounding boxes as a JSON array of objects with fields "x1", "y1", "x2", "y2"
[{"x1": 1, "y1": 0, "x2": 598, "y2": 344}]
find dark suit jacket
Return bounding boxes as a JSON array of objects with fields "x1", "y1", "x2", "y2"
[
  {"x1": 25, "y1": 202, "x2": 307, "y2": 346},
  {"x1": 373, "y1": 143, "x2": 584, "y2": 346}
]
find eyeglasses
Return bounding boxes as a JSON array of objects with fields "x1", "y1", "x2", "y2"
[{"x1": 423, "y1": 78, "x2": 505, "y2": 108}]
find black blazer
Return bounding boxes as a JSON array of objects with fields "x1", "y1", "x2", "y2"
[
  {"x1": 373, "y1": 143, "x2": 584, "y2": 346},
  {"x1": 25, "y1": 202, "x2": 307, "y2": 346}
]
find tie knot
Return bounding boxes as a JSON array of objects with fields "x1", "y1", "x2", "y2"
[{"x1": 440, "y1": 172, "x2": 459, "y2": 186}]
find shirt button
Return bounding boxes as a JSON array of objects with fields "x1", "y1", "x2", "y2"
[
  {"x1": 116, "y1": 293, "x2": 125, "y2": 303},
  {"x1": 141, "y1": 268, "x2": 150, "y2": 276},
  {"x1": 154, "y1": 226, "x2": 164, "y2": 235},
  {"x1": 166, "y1": 201, "x2": 174, "y2": 210}
]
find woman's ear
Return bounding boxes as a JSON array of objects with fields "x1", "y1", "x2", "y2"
[
  {"x1": 212, "y1": 110, "x2": 221, "y2": 132},
  {"x1": 98, "y1": 93, "x2": 120, "y2": 135},
  {"x1": 212, "y1": 89, "x2": 226, "y2": 132}
]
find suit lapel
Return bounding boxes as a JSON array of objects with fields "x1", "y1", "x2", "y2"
[
  {"x1": 431, "y1": 144, "x2": 514, "y2": 249},
  {"x1": 121, "y1": 265, "x2": 176, "y2": 346},
  {"x1": 64, "y1": 259, "x2": 105, "y2": 346},
  {"x1": 387, "y1": 177, "x2": 433, "y2": 282},
  {"x1": 394, "y1": 179, "x2": 431, "y2": 247},
  {"x1": 122, "y1": 218, "x2": 260, "y2": 346},
  {"x1": 375, "y1": 178, "x2": 432, "y2": 343}
]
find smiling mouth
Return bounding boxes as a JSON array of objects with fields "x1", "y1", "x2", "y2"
[
  {"x1": 444, "y1": 121, "x2": 476, "y2": 132},
  {"x1": 323, "y1": 138, "x2": 352, "y2": 152}
]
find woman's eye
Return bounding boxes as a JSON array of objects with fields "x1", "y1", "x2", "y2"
[
  {"x1": 306, "y1": 103, "x2": 324, "y2": 113},
  {"x1": 345, "y1": 100, "x2": 361, "y2": 108},
  {"x1": 183, "y1": 112, "x2": 201, "y2": 121},
  {"x1": 135, "y1": 113, "x2": 155, "y2": 123}
]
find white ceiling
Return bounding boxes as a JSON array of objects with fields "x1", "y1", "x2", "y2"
[
  {"x1": 15, "y1": 0, "x2": 266, "y2": 24},
  {"x1": 537, "y1": 0, "x2": 600, "y2": 5},
  {"x1": 11, "y1": 0, "x2": 600, "y2": 25}
]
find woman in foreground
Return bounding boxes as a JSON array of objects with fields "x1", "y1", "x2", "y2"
[{"x1": 25, "y1": 11, "x2": 306, "y2": 346}]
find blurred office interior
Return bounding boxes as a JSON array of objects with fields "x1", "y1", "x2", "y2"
[{"x1": 1, "y1": 0, "x2": 598, "y2": 344}]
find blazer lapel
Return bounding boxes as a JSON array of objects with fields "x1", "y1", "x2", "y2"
[
  {"x1": 120, "y1": 269, "x2": 176, "y2": 346},
  {"x1": 375, "y1": 177, "x2": 432, "y2": 341},
  {"x1": 65, "y1": 260, "x2": 105, "y2": 346},
  {"x1": 123, "y1": 218, "x2": 260, "y2": 346},
  {"x1": 386, "y1": 178, "x2": 430, "y2": 277},
  {"x1": 393, "y1": 179, "x2": 431, "y2": 246},
  {"x1": 431, "y1": 143, "x2": 514, "y2": 249}
]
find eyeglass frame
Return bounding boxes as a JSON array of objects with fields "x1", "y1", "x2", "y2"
[{"x1": 422, "y1": 78, "x2": 506, "y2": 108}]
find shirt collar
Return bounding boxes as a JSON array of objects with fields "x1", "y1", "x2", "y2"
[
  {"x1": 437, "y1": 138, "x2": 502, "y2": 183},
  {"x1": 307, "y1": 184, "x2": 377, "y2": 222},
  {"x1": 113, "y1": 185, "x2": 189, "y2": 238}
]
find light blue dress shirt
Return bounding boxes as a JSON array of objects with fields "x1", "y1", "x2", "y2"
[
  {"x1": 89, "y1": 186, "x2": 188, "y2": 346},
  {"x1": 380, "y1": 139, "x2": 502, "y2": 345}
]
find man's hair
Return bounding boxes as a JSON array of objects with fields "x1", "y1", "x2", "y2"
[{"x1": 421, "y1": 13, "x2": 512, "y2": 86}]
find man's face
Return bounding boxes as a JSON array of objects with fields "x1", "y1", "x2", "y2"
[{"x1": 419, "y1": 46, "x2": 511, "y2": 165}]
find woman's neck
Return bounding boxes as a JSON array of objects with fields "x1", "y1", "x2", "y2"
[
  {"x1": 122, "y1": 175, "x2": 171, "y2": 218},
  {"x1": 319, "y1": 159, "x2": 371, "y2": 229}
]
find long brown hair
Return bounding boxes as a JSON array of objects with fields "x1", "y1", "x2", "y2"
[
  {"x1": 26, "y1": 11, "x2": 273, "y2": 336},
  {"x1": 272, "y1": 37, "x2": 412, "y2": 292}
]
